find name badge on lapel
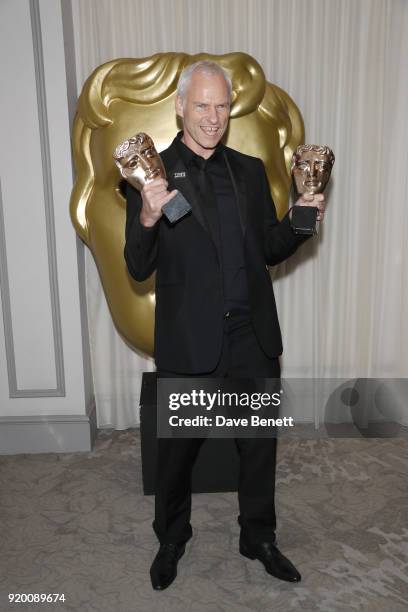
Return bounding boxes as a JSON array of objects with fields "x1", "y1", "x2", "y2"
[{"x1": 162, "y1": 171, "x2": 191, "y2": 222}]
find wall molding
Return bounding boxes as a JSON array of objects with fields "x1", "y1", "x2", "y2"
[
  {"x1": 0, "y1": 398, "x2": 97, "y2": 455},
  {"x1": 0, "y1": 1, "x2": 67, "y2": 398},
  {"x1": 9, "y1": 0, "x2": 68, "y2": 398},
  {"x1": 0, "y1": 179, "x2": 18, "y2": 395}
]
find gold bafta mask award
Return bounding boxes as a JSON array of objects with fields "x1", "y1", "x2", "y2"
[
  {"x1": 290, "y1": 144, "x2": 335, "y2": 235},
  {"x1": 113, "y1": 132, "x2": 191, "y2": 223}
]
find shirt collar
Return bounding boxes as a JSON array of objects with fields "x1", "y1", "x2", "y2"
[{"x1": 173, "y1": 131, "x2": 225, "y2": 167}]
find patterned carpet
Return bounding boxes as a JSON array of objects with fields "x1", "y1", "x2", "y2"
[{"x1": 1, "y1": 431, "x2": 407, "y2": 612}]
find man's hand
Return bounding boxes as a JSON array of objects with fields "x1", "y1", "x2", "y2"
[
  {"x1": 295, "y1": 193, "x2": 326, "y2": 222},
  {"x1": 139, "y1": 178, "x2": 178, "y2": 227}
]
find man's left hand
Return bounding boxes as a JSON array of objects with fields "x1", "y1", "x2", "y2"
[{"x1": 295, "y1": 193, "x2": 326, "y2": 222}]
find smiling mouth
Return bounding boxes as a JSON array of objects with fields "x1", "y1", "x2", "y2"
[{"x1": 201, "y1": 126, "x2": 220, "y2": 135}]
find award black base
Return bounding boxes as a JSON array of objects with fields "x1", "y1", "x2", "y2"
[
  {"x1": 139, "y1": 372, "x2": 239, "y2": 495},
  {"x1": 290, "y1": 205, "x2": 318, "y2": 235},
  {"x1": 162, "y1": 192, "x2": 192, "y2": 223}
]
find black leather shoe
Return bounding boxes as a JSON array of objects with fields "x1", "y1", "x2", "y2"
[
  {"x1": 150, "y1": 542, "x2": 186, "y2": 590},
  {"x1": 239, "y1": 537, "x2": 301, "y2": 582}
]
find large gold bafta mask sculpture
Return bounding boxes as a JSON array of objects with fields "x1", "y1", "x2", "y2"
[{"x1": 70, "y1": 52, "x2": 305, "y2": 357}]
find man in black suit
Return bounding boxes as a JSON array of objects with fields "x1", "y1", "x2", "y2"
[{"x1": 124, "y1": 60, "x2": 325, "y2": 590}]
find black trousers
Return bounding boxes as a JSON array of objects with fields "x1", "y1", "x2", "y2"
[{"x1": 154, "y1": 312, "x2": 281, "y2": 545}]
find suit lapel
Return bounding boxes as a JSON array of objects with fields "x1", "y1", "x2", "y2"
[{"x1": 162, "y1": 145, "x2": 210, "y2": 237}]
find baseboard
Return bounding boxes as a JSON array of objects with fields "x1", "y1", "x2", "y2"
[{"x1": 0, "y1": 398, "x2": 97, "y2": 455}]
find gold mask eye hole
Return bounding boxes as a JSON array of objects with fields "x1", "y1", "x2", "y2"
[{"x1": 297, "y1": 162, "x2": 309, "y2": 171}]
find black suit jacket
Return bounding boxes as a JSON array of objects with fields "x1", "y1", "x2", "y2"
[{"x1": 124, "y1": 138, "x2": 310, "y2": 373}]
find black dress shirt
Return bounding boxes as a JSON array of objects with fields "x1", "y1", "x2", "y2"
[{"x1": 174, "y1": 132, "x2": 249, "y2": 314}]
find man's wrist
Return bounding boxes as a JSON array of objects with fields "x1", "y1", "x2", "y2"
[{"x1": 140, "y1": 211, "x2": 160, "y2": 228}]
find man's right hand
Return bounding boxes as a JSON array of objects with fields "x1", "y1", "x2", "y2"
[{"x1": 139, "y1": 178, "x2": 178, "y2": 227}]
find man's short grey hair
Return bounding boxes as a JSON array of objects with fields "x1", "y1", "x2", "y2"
[{"x1": 177, "y1": 60, "x2": 232, "y2": 103}]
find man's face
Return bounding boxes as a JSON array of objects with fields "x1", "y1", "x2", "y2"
[
  {"x1": 292, "y1": 149, "x2": 333, "y2": 195},
  {"x1": 175, "y1": 71, "x2": 231, "y2": 159},
  {"x1": 117, "y1": 134, "x2": 165, "y2": 190}
]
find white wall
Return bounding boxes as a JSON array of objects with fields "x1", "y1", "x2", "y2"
[{"x1": 0, "y1": 0, "x2": 95, "y2": 453}]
